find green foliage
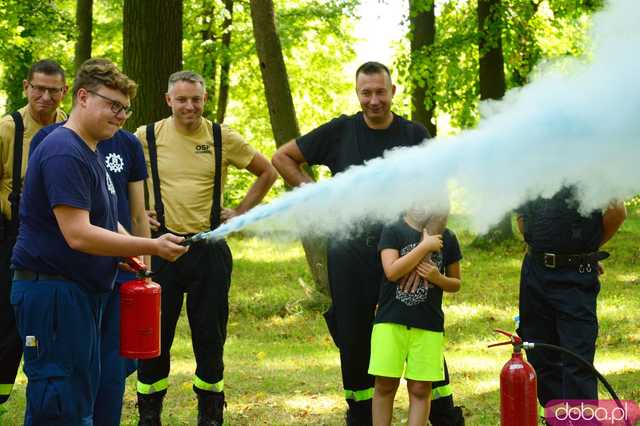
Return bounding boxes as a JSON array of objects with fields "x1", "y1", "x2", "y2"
[
  {"x1": 91, "y1": 0, "x2": 125, "y2": 65},
  {"x1": 0, "y1": 0, "x2": 74, "y2": 113},
  {"x1": 395, "y1": 0, "x2": 601, "y2": 134}
]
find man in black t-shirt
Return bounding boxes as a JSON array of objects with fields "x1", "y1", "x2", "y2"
[{"x1": 272, "y1": 62, "x2": 463, "y2": 426}]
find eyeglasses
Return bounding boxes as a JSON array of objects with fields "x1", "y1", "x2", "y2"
[
  {"x1": 87, "y1": 90, "x2": 133, "y2": 118},
  {"x1": 28, "y1": 82, "x2": 65, "y2": 97}
]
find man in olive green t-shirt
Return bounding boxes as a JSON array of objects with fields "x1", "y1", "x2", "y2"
[
  {"x1": 134, "y1": 70, "x2": 277, "y2": 425},
  {"x1": 0, "y1": 59, "x2": 67, "y2": 413}
]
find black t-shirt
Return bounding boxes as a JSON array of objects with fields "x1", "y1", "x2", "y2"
[
  {"x1": 375, "y1": 220, "x2": 462, "y2": 332},
  {"x1": 296, "y1": 112, "x2": 429, "y2": 176},
  {"x1": 517, "y1": 186, "x2": 603, "y2": 253}
]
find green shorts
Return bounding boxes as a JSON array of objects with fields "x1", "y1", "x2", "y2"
[{"x1": 368, "y1": 322, "x2": 445, "y2": 382}]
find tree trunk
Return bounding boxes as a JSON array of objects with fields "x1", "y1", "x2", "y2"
[
  {"x1": 216, "y1": 0, "x2": 233, "y2": 123},
  {"x1": 122, "y1": 0, "x2": 183, "y2": 131},
  {"x1": 476, "y1": 0, "x2": 512, "y2": 242},
  {"x1": 249, "y1": 0, "x2": 329, "y2": 295},
  {"x1": 409, "y1": 0, "x2": 437, "y2": 136},
  {"x1": 201, "y1": 0, "x2": 217, "y2": 112},
  {"x1": 74, "y1": 0, "x2": 93, "y2": 73}
]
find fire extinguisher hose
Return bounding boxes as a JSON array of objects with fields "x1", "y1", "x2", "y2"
[{"x1": 526, "y1": 342, "x2": 631, "y2": 426}]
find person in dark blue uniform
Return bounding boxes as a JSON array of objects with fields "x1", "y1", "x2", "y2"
[
  {"x1": 272, "y1": 62, "x2": 463, "y2": 426},
  {"x1": 30, "y1": 119, "x2": 149, "y2": 426},
  {"x1": 516, "y1": 186, "x2": 626, "y2": 408},
  {"x1": 10, "y1": 58, "x2": 187, "y2": 425}
]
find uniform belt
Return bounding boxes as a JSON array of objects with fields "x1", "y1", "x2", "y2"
[
  {"x1": 12, "y1": 269, "x2": 67, "y2": 282},
  {"x1": 528, "y1": 249, "x2": 609, "y2": 269}
]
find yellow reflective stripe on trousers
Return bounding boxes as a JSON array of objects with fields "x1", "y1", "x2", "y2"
[
  {"x1": 0, "y1": 384, "x2": 13, "y2": 396},
  {"x1": 194, "y1": 376, "x2": 224, "y2": 393},
  {"x1": 344, "y1": 388, "x2": 374, "y2": 401},
  {"x1": 137, "y1": 378, "x2": 169, "y2": 394},
  {"x1": 431, "y1": 384, "x2": 453, "y2": 400}
]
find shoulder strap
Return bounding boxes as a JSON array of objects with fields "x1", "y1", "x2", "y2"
[
  {"x1": 9, "y1": 112, "x2": 24, "y2": 228},
  {"x1": 146, "y1": 123, "x2": 166, "y2": 229},
  {"x1": 210, "y1": 123, "x2": 223, "y2": 229}
]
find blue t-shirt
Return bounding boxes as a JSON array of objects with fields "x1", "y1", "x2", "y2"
[
  {"x1": 12, "y1": 127, "x2": 119, "y2": 292},
  {"x1": 30, "y1": 122, "x2": 148, "y2": 232}
]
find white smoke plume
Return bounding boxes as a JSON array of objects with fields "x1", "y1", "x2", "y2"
[{"x1": 206, "y1": 0, "x2": 639, "y2": 241}]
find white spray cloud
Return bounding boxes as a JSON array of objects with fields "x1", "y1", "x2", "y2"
[{"x1": 207, "y1": 0, "x2": 640, "y2": 241}]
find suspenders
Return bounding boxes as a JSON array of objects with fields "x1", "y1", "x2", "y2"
[
  {"x1": 9, "y1": 112, "x2": 25, "y2": 231},
  {"x1": 146, "y1": 121, "x2": 223, "y2": 233}
]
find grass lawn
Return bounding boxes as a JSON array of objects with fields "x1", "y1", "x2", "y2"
[{"x1": 2, "y1": 211, "x2": 639, "y2": 425}]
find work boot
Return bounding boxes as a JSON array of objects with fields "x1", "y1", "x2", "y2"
[
  {"x1": 345, "y1": 399, "x2": 373, "y2": 426},
  {"x1": 196, "y1": 390, "x2": 225, "y2": 426},
  {"x1": 429, "y1": 396, "x2": 465, "y2": 426},
  {"x1": 137, "y1": 392, "x2": 165, "y2": 426}
]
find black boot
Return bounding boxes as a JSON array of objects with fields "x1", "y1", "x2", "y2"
[
  {"x1": 196, "y1": 389, "x2": 225, "y2": 426},
  {"x1": 429, "y1": 396, "x2": 465, "y2": 426},
  {"x1": 345, "y1": 399, "x2": 372, "y2": 426},
  {"x1": 137, "y1": 392, "x2": 165, "y2": 426}
]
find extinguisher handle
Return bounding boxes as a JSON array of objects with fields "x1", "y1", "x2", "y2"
[
  {"x1": 487, "y1": 328, "x2": 523, "y2": 348},
  {"x1": 123, "y1": 256, "x2": 148, "y2": 273}
]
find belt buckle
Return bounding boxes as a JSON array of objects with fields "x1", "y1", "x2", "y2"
[{"x1": 543, "y1": 253, "x2": 556, "y2": 268}]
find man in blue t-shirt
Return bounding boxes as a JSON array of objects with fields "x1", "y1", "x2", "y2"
[
  {"x1": 30, "y1": 122, "x2": 149, "y2": 426},
  {"x1": 11, "y1": 58, "x2": 187, "y2": 425}
]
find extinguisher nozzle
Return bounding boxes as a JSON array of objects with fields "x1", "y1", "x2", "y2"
[{"x1": 181, "y1": 231, "x2": 211, "y2": 247}]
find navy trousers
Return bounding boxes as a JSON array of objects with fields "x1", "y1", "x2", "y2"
[
  {"x1": 137, "y1": 240, "x2": 232, "y2": 395},
  {"x1": 11, "y1": 279, "x2": 109, "y2": 426},
  {"x1": 518, "y1": 254, "x2": 599, "y2": 406}
]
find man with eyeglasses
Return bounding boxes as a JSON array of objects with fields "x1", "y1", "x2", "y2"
[
  {"x1": 10, "y1": 58, "x2": 188, "y2": 425},
  {"x1": 28, "y1": 58, "x2": 149, "y2": 426},
  {"x1": 134, "y1": 70, "x2": 277, "y2": 426},
  {"x1": 0, "y1": 59, "x2": 68, "y2": 415}
]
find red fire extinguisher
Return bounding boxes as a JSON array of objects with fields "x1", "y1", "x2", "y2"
[
  {"x1": 120, "y1": 256, "x2": 161, "y2": 359},
  {"x1": 489, "y1": 329, "x2": 538, "y2": 426}
]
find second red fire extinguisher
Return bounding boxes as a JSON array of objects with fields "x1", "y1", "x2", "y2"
[
  {"x1": 120, "y1": 256, "x2": 161, "y2": 359},
  {"x1": 489, "y1": 329, "x2": 538, "y2": 426}
]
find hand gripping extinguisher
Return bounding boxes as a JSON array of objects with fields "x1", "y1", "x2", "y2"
[
  {"x1": 120, "y1": 256, "x2": 161, "y2": 359},
  {"x1": 488, "y1": 329, "x2": 538, "y2": 426}
]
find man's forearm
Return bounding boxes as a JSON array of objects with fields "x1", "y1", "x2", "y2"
[{"x1": 235, "y1": 172, "x2": 277, "y2": 214}]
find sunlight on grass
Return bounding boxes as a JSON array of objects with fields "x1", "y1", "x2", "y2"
[
  {"x1": 284, "y1": 395, "x2": 341, "y2": 412},
  {"x1": 447, "y1": 303, "x2": 514, "y2": 319},
  {"x1": 231, "y1": 236, "x2": 304, "y2": 263},
  {"x1": 614, "y1": 273, "x2": 638, "y2": 283}
]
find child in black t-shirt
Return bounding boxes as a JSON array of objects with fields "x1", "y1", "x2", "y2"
[{"x1": 369, "y1": 207, "x2": 462, "y2": 426}]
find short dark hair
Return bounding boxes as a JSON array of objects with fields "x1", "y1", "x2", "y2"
[
  {"x1": 72, "y1": 58, "x2": 137, "y2": 101},
  {"x1": 355, "y1": 61, "x2": 391, "y2": 81},
  {"x1": 27, "y1": 59, "x2": 65, "y2": 82}
]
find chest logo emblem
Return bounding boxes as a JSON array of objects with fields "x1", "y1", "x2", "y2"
[{"x1": 105, "y1": 153, "x2": 125, "y2": 173}]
